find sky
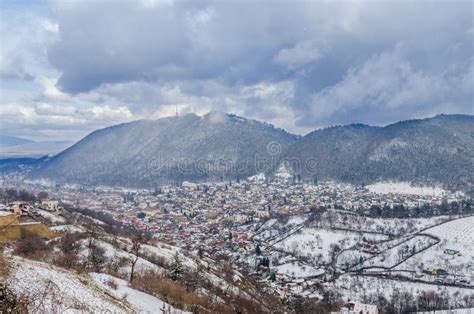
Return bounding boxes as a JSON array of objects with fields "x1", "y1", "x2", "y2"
[{"x1": 0, "y1": 0, "x2": 473, "y2": 141}]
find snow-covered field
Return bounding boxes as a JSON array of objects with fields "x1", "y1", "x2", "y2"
[
  {"x1": 331, "y1": 274, "x2": 474, "y2": 302},
  {"x1": 366, "y1": 181, "x2": 448, "y2": 196},
  {"x1": 358, "y1": 235, "x2": 437, "y2": 270},
  {"x1": 273, "y1": 228, "x2": 389, "y2": 263},
  {"x1": 395, "y1": 216, "x2": 474, "y2": 275},
  {"x1": 274, "y1": 261, "x2": 324, "y2": 279},
  {"x1": 326, "y1": 213, "x2": 453, "y2": 235},
  {"x1": 425, "y1": 216, "x2": 474, "y2": 245}
]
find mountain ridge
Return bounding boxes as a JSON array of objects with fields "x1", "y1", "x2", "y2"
[{"x1": 27, "y1": 113, "x2": 474, "y2": 192}]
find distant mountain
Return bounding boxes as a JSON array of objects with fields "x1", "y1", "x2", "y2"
[
  {"x1": 29, "y1": 113, "x2": 474, "y2": 192},
  {"x1": 0, "y1": 135, "x2": 34, "y2": 148},
  {"x1": 0, "y1": 141, "x2": 73, "y2": 158},
  {"x1": 0, "y1": 156, "x2": 49, "y2": 173},
  {"x1": 285, "y1": 114, "x2": 474, "y2": 192},
  {"x1": 31, "y1": 112, "x2": 297, "y2": 187}
]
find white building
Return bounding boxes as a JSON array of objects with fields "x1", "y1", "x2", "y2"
[
  {"x1": 332, "y1": 301, "x2": 378, "y2": 314},
  {"x1": 40, "y1": 200, "x2": 60, "y2": 212}
]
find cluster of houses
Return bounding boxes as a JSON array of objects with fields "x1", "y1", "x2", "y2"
[
  {"x1": 2, "y1": 199, "x2": 62, "y2": 216},
  {"x1": 361, "y1": 242, "x2": 379, "y2": 254},
  {"x1": 0, "y1": 198, "x2": 59, "y2": 241},
  {"x1": 0, "y1": 175, "x2": 468, "y2": 305}
]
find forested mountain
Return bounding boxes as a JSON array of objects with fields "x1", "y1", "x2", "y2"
[
  {"x1": 31, "y1": 112, "x2": 297, "y2": 187},
  {"x1": 286, "y1": 114, "x2": 474, "y2": 192},
  {"x1": 29, "y1": 114, "x2": 474, "y2": 192}
]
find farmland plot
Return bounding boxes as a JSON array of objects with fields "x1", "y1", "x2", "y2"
[
  {"x1": 395, "y1": 216, "x2": 474, "y2": 275},
  {"x1": 357, "y1": 235, "x2": 438, "y2": 270},
  {"x1": 273, "y1": 228, "x2": 389, "y2": 264},
  {"x1": 330, "y1": 273, "x2": 474, "y2": 303}
]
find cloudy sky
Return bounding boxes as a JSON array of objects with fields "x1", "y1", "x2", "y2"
[{"x1": 0, "y1": 0, "x2": 472, "y2": 141}]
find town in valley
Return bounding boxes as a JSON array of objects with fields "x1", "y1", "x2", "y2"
[{"x1": 1, "y1": 169, "x2": 473, "y2": 313}]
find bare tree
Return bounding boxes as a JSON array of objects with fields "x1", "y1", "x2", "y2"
[{"x1": 128, "y1": 237, "x2": 142, "y2": 283}]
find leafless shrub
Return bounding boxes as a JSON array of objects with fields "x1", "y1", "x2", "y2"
[
  {"x1": 106, "y1": 255, "x2": 128, "y2": 278},
  {"x1": 13, "y1": 230, "x2": 50, "y2": 258},
  {"x1": 146, "y1": 253, "x2": 169, "y2": 268},
  {"x1": 53, "y1": 253, "x2": 81, "y2": 271},
  {"x1": 59, "y1": 232, "x2": 82, "y2": 255},
  {"x1": 0, "y1": 245, "x2": 9, "y2": 278},
  {"x1": 106, "y1": 278, "x2": 118, "y2": 290},
  {"x1": 0, "y1": 283, "x2": 30, "y2": 313}
]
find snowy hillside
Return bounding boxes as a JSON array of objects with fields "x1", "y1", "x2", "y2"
[{"x1": 6, "y1": 256, "x2": 183, "y2": 313}]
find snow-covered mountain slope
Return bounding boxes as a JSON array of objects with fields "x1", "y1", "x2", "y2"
[
  {"x1": 31, "y1": 112, "x2": 297, "y2": 187},
  {"x1": 91, "y1": 273, "x2": 189, "y2": 313},
  {"x1": 283, "y1": 114, "x2": 474, "y2": 192},
  {"x1": 32, "y1": 219, "x2": 278, "y2": 312},
  {"x1": 27, "y1": 114, "x2": 474, "y2": 192},
  {"x1": 6, "y1": 256, "x2": 183, "y2": 313}
]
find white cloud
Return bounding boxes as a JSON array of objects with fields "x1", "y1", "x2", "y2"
[
  {"x1": 87, "y1": 105, "x2": 133, "y2": 121},
  {"x1": 35, "y1": 103, "x2": 76, "y2": 116},
  {"x1": 36, "y1": 76, "x2": 71, "y2": 101},
  {"x1": 273, "y1": 41, "x2": 323, "y2": 69},
  {"x1": 40, "y1": 19, "x2": 58, "y2": 34},
  {"x1": 0, "y1": 102, "x2": 135, "y2": 136}
]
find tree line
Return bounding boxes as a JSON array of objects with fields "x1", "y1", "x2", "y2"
[
  {"x1": 359, "y1": 199, "x2": 472, "y2": 218},
  {"x1": 0, "y1": 188, "x2": 48, "y2": 204}
]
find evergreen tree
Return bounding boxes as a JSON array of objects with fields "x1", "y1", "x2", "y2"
[
  {"x1": 170, "y1": 252, "x2": 184, "y2": 281},
  {"x1": 255, "y1": 244, "x2": 262, "y2": 256}
]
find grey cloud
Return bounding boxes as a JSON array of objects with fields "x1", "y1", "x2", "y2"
[
  {"x1": 48, "y1": 1, "x2": 473, "y2": 122},
  {"x1": 1, "y1": 0, "x2": 473, "y2": 140},
  {"x1": 303, "y1": 50, "x2": 473, "y2": 128},
  {"x1": 50, "y1": 0, "x2": 370, "y2": 93}
]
